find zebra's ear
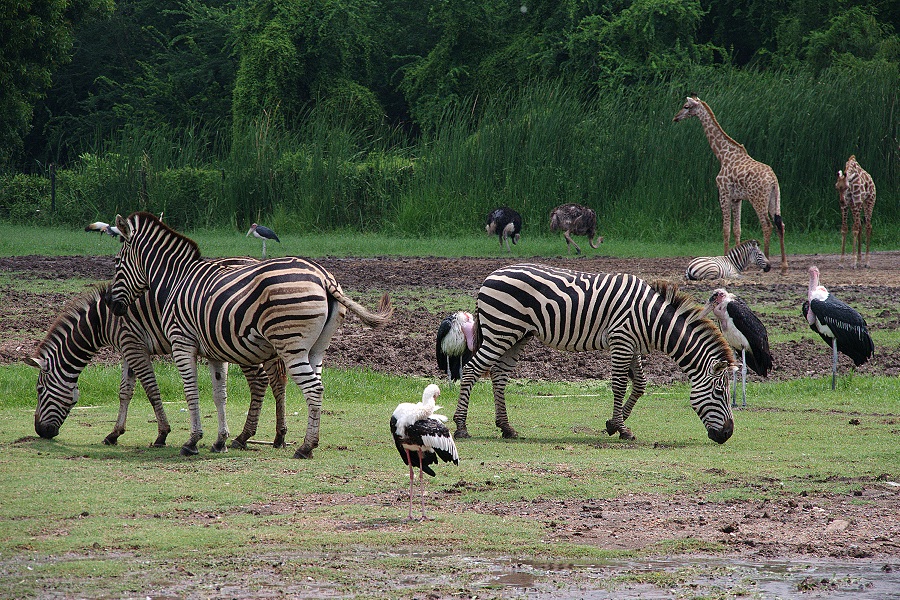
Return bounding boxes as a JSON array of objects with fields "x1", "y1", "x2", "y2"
[
  {"x1": 25, "y1": 356, "x2": 46, "y2": 370},
  {"x1": 115, "y1": 214, "x2": 132, "y2": 241}
]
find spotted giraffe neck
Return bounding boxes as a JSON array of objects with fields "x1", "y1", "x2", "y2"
[{"x1": 695, "y1": 100, "x2": 748, "y2": 165}]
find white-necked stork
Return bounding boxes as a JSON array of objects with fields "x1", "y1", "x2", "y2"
[
  {"x1": 85, "y1": 221, "x2": 122, "y2": 239},
  {"x1": 390, "y1": 384, "x2": 459, "y2": 520},
  {"x1": 246, "y1": 223, "x2": 280, "y2": 258},
  {"x1": 435, "y1": 311, "x2": 476, "y2": 382},
  {"x1": 802, "y1": 266, "x2": 874, "y2": 389},
  {"x1": 699, "y1": 288, "x2": 772, "y2": 407}
]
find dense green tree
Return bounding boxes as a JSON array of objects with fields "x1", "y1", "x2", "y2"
[{"x1": 0, "y1": 0, "x2": 112, "y2": 168}]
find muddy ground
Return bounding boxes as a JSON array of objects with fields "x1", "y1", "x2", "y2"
[{"x1": 2, "y1": 251, "x2": 899, "y2": 570}]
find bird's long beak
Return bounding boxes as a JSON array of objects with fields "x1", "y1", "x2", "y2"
[{"x1": 246, "y1": 229, "x2": 253, "y2": 237}]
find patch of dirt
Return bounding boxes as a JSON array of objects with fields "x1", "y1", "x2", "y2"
[{"x1": 2, "y1": 250, "x2": 899, "y2": 565}]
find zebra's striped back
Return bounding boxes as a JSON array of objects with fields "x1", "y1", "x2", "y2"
[
  {"x1": 455, "y1": 264, "x2": 736, "y2": 443},
  {"x1": 685, "y1": 239, "x2": 770, "y2": 280}
]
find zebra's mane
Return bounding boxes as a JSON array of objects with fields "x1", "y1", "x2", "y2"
[
  {"x1": 649, "y1": 279, "x2": 733, "y2": 358},
  {"x1": 35, "y1": 283, "x2": 108, "y2": 355},
  {"x1": 697, "y1": 99, "x2": 747, "y2": 155},
  {"x1": 131, "y1": 211, "x2": 201, "y2": 260}
]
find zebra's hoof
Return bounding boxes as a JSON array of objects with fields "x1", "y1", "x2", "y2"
[
  {"x1": 293, "y1": 445, "x2": 313, "y2": 459},
  {"x1": 103, "y1": 435, "x2": 118, "y2": 446},
  {"x1": 454, "y1": 428, "x2": 471, "y2": 439},
  {"x1": 211, "y1": 441, "x2": 228, "y2": 453},
  {"x1": 500, "y1": 428, "x2": 519, "y2": 439},
  {"x1": 180, "y1": 444, "x2": 199, "y2": 456},
  {"x1": 230, "y1": 437, "x2": 248, "y2": 450},
  {"x1": 605, "y1": 420, "x2": 618, "y2": 436},
  {"x1": 272, "y1": 432, "x2": 286, "y2": 449},
  {"x1": 619, "y1": 429, "x2": 636, "y2": 441}
]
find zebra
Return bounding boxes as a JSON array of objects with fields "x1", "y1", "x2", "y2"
[
  {"x1": 453, "y1": 264, "x2": 737, "y2": 444},
  {"x1": 685, "y1": 239, "x2": 771, "y2": 280},
  {"x1": 107, "y1": 212, "x2": 393, "y2": 458},
  {"x1": 27, "y1": 281, "x2": 289, "y2": 449}
]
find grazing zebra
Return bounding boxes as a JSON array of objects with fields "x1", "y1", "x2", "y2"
[
  {"x1": 685, "y1": 239, "x2": 771, "y2": 281},
  {"x1": 27, "y1": 282, "x2": 289, "y2": 449},
  {"x1": 454, "y1": 264, "x2": 737, "y2": 444},
  {"x1": 107, "y1": 212, "x2": 393, "y2": 458}
]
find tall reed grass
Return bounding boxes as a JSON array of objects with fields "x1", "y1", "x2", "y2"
[{"x1": 5, "y1": 64, "x2": 896, "y2": 245}]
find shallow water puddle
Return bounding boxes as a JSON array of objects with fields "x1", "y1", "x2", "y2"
[{"x1": 468, "y1": 555, "x2": 900, "y2": 598}]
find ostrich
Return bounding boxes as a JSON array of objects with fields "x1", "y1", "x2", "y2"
[
  {"x1": 246, "y1": 223, "x2": 280, "y2": 259},
  {"x1": 390, "y1": 384, "x2": 459, "y2": 520},
  {"x1": 435, "y1": 311, "x2": 476, "y2": 382},
  {"x1": 549, "y1": 203, "x2": 603, "y2": 255},
  {"x1": 802, "y1": 266, "x2": 874, "y2": 389},
  {"x1": 485, "y1": 207, "x2": 522, "y2": 252},
  {"x1": 699, "y1": 288, "x2": 772, "y2": 407}
]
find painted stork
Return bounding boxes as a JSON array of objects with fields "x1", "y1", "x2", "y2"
[
  {"x1": 435, "y1": 311, "x2": 476, "y2": 382},
  {"x1": 390, "y1": 384, "x2": 459, "y2": 520},
  {"x1": 699, "y1": 288, "x2": 772, "y2": 407},
  {"x1": 485, "y1": 207, "x2": 523, "y2": 252},
  {"x1": 85, "y1": 221, "x2": 122, "y2": 239},
  {"x1": 246, "y1": 223, "x2": 280, "y2": 258},
  {"x1": 802, "y1": 266, "x2": 874, "y2": 389}
]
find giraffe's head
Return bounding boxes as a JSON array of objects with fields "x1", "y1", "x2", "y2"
[
  {"x1": 673, "y1": 95, "x2": 703, "y2": 122},
  {"x1": 836, "y1": 169, "x2": 848, "y2": 199}
]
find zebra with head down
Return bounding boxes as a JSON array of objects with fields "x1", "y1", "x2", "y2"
[
  {"x1": 453, "y1": 263, "x2": 737, "y2": 444},
  {"x1": 28, "y1": 279, "x2": 289, "y2": 449},
  {"x1": 685, "y1": 239, "x2": 771, "y2": 281}
]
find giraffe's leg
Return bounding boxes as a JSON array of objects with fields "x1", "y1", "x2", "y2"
[
  {"x1": 863, "y1": 203, "x2": 874, "y2": 268},
  {"x1": 852, "y1": 206, "x2": 862, "y2": 269},
  {"x1": 207, "y1": 360, "x2": 230, "y2": 453},
  {"x1": 731, "y1": 199, "x2": 743, "y2": 249},
  {"x1": 839, "y1": 205, "x2": 849, "y2": 267},
  {"x1": 717, "y1": 184, "x2": 731, "y2": 254}
]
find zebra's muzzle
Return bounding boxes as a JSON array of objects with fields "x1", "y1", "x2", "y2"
[
  {"x1": 35, "y1": 416, "x2": 59, "y2": 439},
  {"x1": 707, "y1": 418, "x2": 734, "y2": 444}
]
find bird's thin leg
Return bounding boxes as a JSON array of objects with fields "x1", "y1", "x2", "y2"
[
  {"x1": 731, "y1": 364, "x2": 738, "y2": 407},
  {"x1": 262, "y1": 240, "x2": 267, "y2": 259},
  {"x1": 418, "y1": 449, "x2": 427, "y2": 520},
  {"x1": 831, "y1": 338, "x2": 838, "y2": 391},
  {"x1": 405, "y1": 449, "x2": 415, "y2": 520},
  {"x1": 741, "y1": 349, "x2": 747, "y2": 408}
]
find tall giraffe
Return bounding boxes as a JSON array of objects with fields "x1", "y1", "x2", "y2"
[
  {"x1": 835, "y1": 155, "x2": 876, "y2": 269},
  {"x1": 674, "y1": 95, "x2": 787, "y2": 272}
]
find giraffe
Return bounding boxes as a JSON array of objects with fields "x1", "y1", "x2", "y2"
[
  {"x1": 673, "y1": 95, "x2": 787, "y2": 272},
  {"x1": 835, "y1": 155, "x2": 876, "y2": 269}
]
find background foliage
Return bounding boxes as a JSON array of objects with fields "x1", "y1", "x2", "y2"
[{"x1": 0, "y1": 0, "x2": 897, "y2": 241}]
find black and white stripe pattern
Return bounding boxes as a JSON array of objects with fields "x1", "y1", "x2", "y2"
[
  {"x1": 28, "y1": 282, "x2": 289, "y2": 449},
  {"x1": 108, "y1": 212, "x2": 392, "y2": 458},
  {"x1": 453, "y1": 264, "x2": 737, "y2": 444},
  {"x1": 685, "y1": 239, "x2": 770, "y2": 280}
]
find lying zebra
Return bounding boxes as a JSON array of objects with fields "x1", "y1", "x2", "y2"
[
  {"x1": 685, "y1": 239, "x2": 771, "y2": 280},
  {"x1": 28, "y1": 281, "x2": 288, "y2": 450}
]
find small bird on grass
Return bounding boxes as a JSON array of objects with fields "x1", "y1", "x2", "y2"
[
  {"x1": 390, "y1": 384, "x2": 459, "y2": 520},
  {"x1": 246, "y1": 223, "x2": 280, "y2": 259}
]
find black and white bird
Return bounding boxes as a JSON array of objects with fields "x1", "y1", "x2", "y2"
[
  {"x1": 85, "y1": 221, "x2": 122, "y2": 239},
  {"x1": 246, "y1": 223, "x2": 280, "y2": 259},
  {"x1": 802, "y1": 265, "x2": 874, "y2": 389},
  {"x1": 485, "y1": 207, "x2": 522, "y2": 252},
  {"x1": 390, "y1": 384, "x2": 459, "y2": 520},
  {"x1": 435, "y1": 311, "x2": 476, "y2": 382},
  {"x1": 699, "y1": 288, "x2": 772, "y2": 407}
]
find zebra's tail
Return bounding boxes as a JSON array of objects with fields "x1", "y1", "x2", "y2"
[{"x1": 329, "y1": 286, "x2": 393, "y2": 328}]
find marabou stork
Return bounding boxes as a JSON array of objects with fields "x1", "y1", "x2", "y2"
[
  {"x1": 246, "y1": 223, "x2": 280, "y2": 259},
  {"x1": 85, "y1": 221, "x2": 122, "y2": 240},
  {"x1": 802, "y1": 266, "x2": 874, "y2": 390},
  {"x1": 435, "y1": 311, "x2": 476, "y2": 382},
  {"x1": 699, "y1": 288, "x2": 772, "y2": 407},
  {"x1": 390, "y1": 384, "x2": 459, "y2": 520}
]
